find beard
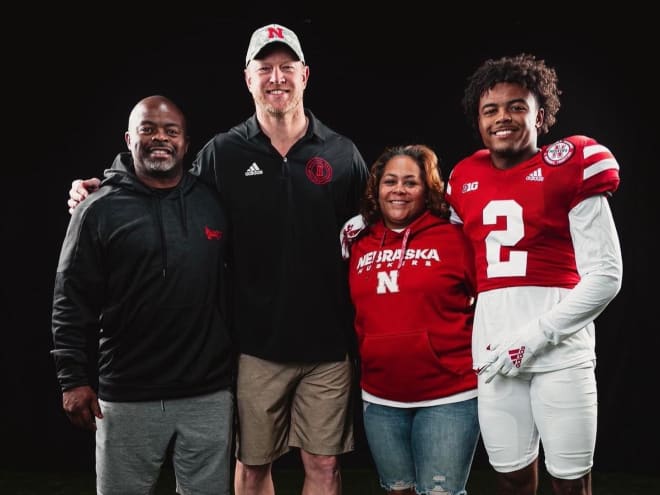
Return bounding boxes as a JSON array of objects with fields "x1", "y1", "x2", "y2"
[
  {"x1": 140, "y1": 155, "x2": 180, "y2": 179},
  {"x1": 257, "y1": 90, "x2": 303, "y2": 119}
]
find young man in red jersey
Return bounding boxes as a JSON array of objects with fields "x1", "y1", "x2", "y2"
[{"x1": 445, "y1": 53, "x2": 623, "y2": 495}]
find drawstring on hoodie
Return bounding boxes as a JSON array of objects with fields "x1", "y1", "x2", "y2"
[
  {"x1": 153, "y1": 189, "x2": 189, "y2": 278},
  {"x1": 379, "y1": 225, "x2": 411, "y2": 270},
  {"x1": 153, "y1": 196, "x2": 168, "y2": 278},
  {"x1": 178, "y1": 187, "x2": 188, "y2": 237},
  {"x1": 398, "y1": 228, "x2": 410, "y2": 269}
]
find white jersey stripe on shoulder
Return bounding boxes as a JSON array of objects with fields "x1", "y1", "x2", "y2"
[
  {"x1": 583, "y1": 158, "x2": 619, "y2": 180},
  {"x1": 583, "y1": 144, "x2": 609, "y2": 158}
]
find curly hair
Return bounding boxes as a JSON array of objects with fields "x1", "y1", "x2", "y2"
[
  {"x1": 360, "y1": 144, "x2": 450, "y2": 226},
  {"x1": 462, "y1": 53, "x2": 561, "y2": 137}
]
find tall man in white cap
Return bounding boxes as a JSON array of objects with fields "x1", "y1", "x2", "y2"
[{"x1": 67, "y1": 23, "x2": 369, "y2": 495}]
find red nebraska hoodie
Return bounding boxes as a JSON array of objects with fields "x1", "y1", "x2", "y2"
[{"x1": 348, "y1": 210, "x2": 477, "y2": 402}]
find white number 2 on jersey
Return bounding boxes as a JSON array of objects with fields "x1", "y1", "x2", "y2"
[{"x1": 483, "y1": 200, "x2": 527, "y2": 278}]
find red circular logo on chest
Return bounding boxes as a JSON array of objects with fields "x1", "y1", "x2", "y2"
[{"x1": 305, "y1": 157, "x2": 333, "y2": 184}]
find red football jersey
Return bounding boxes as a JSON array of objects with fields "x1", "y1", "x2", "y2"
[{"x1": 445, "y1": 135, "x2": 620, "y2": 293}]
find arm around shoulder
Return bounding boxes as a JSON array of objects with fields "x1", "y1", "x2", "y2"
[{"x1": 67, "y1": 177, "x2": 101, "y2": 214}]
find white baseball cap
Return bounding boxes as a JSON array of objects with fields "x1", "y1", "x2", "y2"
[{"x1": 245, "y1": 23, "x2": 305, "y2": 67}]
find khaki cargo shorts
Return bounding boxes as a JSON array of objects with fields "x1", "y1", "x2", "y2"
[{"x1": 235, "y1": 353, "x2": 355, "y2": 465}]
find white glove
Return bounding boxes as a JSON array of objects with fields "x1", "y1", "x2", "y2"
[
  {"x1": 478, "y1": 326, "x2": 550, "y2": 383},
  {"x1": 340, "y1": 214, "x2": 366, "y2": 260}
]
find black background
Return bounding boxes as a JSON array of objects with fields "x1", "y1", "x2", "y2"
[{"x1": 4, "y1": 8, "x2": 657, "y2": 476}]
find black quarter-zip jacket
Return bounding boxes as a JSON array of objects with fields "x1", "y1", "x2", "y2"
[
  {"x1": 192, "y1": 110, "x2": 369, "y2": 362},
  {"x1": 51, "y1": 153, "x2": 233, "y2": 401}
]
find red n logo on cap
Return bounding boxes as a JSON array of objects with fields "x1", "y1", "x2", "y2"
[{"x1": 267, "y1": 27, "x2": 285, "y2": 40}]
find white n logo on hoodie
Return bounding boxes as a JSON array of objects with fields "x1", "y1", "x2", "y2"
[{"x1": 376, "y1": 270, "x2": 399, "y2": 294}]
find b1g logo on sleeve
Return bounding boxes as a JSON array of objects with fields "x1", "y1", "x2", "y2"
[
  {"x1": 462, "y1": 181, "x2": 479, "y2": 193},
  {"x1": 543, "y1": 139, "x2": 575, "y2": 166}
]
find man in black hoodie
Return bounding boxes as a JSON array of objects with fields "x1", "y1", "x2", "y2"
[{"x1": 51, "y1": 95, "x2": 234, "y2": 495}]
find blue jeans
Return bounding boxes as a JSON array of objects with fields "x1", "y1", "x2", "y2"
[{"x1": 363, "y1": 398, "x2": 479, "y2": 495}]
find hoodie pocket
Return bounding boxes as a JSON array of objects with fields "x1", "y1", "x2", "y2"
[{"x1": 359, "y1": 329, "x2": 463, "y2": 400}]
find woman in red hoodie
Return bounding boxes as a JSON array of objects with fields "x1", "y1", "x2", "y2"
[{"x1": 341, "y1": 144, "x2": 479, "y2": 495}]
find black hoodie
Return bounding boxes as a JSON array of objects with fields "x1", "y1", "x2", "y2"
[{"x1": 51, "y1": 152, "x2": 233, "y2": 401}]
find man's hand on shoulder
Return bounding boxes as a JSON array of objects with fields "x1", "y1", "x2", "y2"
[
  {"x1": 340, "y1": 214, "x2": 366, "y2": 260},
  {"x1": 68, "y1": 178, "x2": 101, "y2": 214}
]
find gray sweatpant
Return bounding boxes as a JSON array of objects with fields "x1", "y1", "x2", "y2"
[{"x1": 96, "y1": 389, "x2": 233, "y2": 495}]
